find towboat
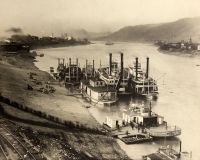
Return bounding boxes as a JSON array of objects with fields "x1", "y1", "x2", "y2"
[{"x1": 122, "y1": 103, "x2": 181, "y2": 139}]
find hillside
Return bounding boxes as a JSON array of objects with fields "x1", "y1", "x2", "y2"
[
  {"x1": 66, "y1": 29, "x2": 111, "y2": 40},
  {"x1": 98, "y1": 17, "x2": 200, "y2": 42}
]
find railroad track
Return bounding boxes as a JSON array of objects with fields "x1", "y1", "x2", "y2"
[
  {"x1": 0, "y1": 120, "x2": 38, "y2": 160},
  {"x1": 0, "y1": 133, "x2": 24, "y2": 159},
  {"x1": 0, "y1": 138, "x2": 9, "y2": 160}
]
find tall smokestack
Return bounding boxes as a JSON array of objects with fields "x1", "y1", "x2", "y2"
[
  {"x1": 135, "y1": 57, "x2": 138, "y2": 80},
  {"x1": 149, "y1": 101, "x2": 152, "y2": 117},
  {"x1": 146, "y1": 57, "x2": 149, "y2": 79},
  {"x1": 76, "y1": 58, "x2": 78, "y2": 65},
  {"x1": 180, "y1": 141, "x2": 182, "y2": 153},
  {"x1": 69, "y1": 58, "x2": 71, "y2": 66},
  {"x1": 86, "y1": 59, "x2": 88, "y2": 79},
  {"x1": 109, "y1": 53, "x2": 112, "y2": 76},
  {"x1": 121, "y1": 52, "x2": 124, "y2": 79},
  {"x1": 76, "y1": 58, "x2": 79, "y2": 81},
  {"x1": 68, "y1": 58, "x2": 71, "y2": 82},
  {"x1": 58, "y1": 58, "x2": 60, "y2": 66},
  {"x1": 93, "y1": 60, "x2": 95, "y2": 77}
]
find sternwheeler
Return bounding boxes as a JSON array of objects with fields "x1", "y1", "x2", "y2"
[
  {"x1": 122, "y1": 103, "x2": 181, "y2": 139},
  {"x1": 97, "y1": 53, "x2": 132, "y2": 96},
  {"x1": 129, "y1": 57, "x2": 158, "y2": 99}
]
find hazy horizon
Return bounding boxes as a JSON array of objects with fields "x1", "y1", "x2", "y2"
[{"x1": 1, "y1": 0, "x2": 200, "y2": 37}]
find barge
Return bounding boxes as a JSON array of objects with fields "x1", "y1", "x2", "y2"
[{"x1": 120, "y1": 134, "x2": 152, "y2": 144}]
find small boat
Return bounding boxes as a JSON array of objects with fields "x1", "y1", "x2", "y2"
[
  {"x1": 120, "y1": 134, "x2": 152, "y2": 144},
  {"x1": 39, "y1": 53, "x2": 44, "y2": 57},
  {"x1": 50, "y1": 67, "x2": 54, "y2": 73},
  {"x1": 105, "y1": 41, "x2": 114, "y2": 45},
  {"x1": 83, "y1": 105, "x2": 91, "y2": 108}
]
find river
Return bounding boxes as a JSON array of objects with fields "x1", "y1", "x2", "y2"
[{"x1": 35, "y1": 41, "x2": 200, "y2": 160}]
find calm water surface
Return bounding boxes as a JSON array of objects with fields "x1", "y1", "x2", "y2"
[{"x1": 35, "y1": 42, "x2": 200, "y2": 160}]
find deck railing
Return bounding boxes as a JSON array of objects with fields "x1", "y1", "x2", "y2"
[{"x1": 147, "y1": 126, "x2": 181, "y2": 137}]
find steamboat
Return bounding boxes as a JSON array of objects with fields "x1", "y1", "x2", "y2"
[
  {"x1": 51, "y1": 52, "x2": 159, "y2": 103},
  {"x1": 143, "y1": 142, "x2": 192, "y2": 160},
  {"x1": 97, "y1": 53, "x2": 132, "y2": 95},
  {"x1": 129, "y1": 57, "x2": 158, "y2": 99},
  {"x1": 51, "y1": 58, "x2": 82, "y2": 86},
  {"x1": 122, "y1": 103, "x2": 181, "y2": 138},
  {"x1": 80, "y1": 59, "x2": 118, "y2": 105}
]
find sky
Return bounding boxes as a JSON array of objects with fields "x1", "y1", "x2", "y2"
[{"x1": 1, "y1": 0, "x2": 200, "y2": 37}]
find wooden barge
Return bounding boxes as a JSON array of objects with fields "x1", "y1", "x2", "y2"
[{"x1": 120, "y1": 134, "x2": 153, "y2": 144}]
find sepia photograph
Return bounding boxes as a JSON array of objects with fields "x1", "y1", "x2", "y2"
[{"x1": 0, "y1": 0, "x2": 200, "y2": 159}]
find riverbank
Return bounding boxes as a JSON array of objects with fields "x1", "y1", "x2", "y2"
[
  {"x1": 157, "y1": 48, "x2": 200, "y2": 56},
  {"x1": 0, "y1": 50, "x2": 129, "y2": 159}
]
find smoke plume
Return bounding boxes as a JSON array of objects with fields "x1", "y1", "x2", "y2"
[{"x1": 6, "y1": 27, "x2": 23, "y2": 34}]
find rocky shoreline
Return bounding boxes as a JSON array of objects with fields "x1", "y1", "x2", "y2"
[{"x1": 0, "y1": 50, "x2": 130, "y2": 159}]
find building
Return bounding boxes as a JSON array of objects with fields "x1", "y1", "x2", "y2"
[
  {"x1": 123, "y1": 106, "x2": 164, "y2": 127},
  {"x1": 80, "y1": 78, "x2": 118, "y2": 105}
]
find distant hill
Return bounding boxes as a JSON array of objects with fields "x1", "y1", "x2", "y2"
[
  {"x1": 66, "y1": 29, "x2": 111, "y2": 40},
  {"x1": 98, "y1": 17, "x2": 200, "y2": 42}
]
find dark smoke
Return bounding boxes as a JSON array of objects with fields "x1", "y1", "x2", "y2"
[{"x1": 6, "y1": 27, "x2": 23, "y2": 34}]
